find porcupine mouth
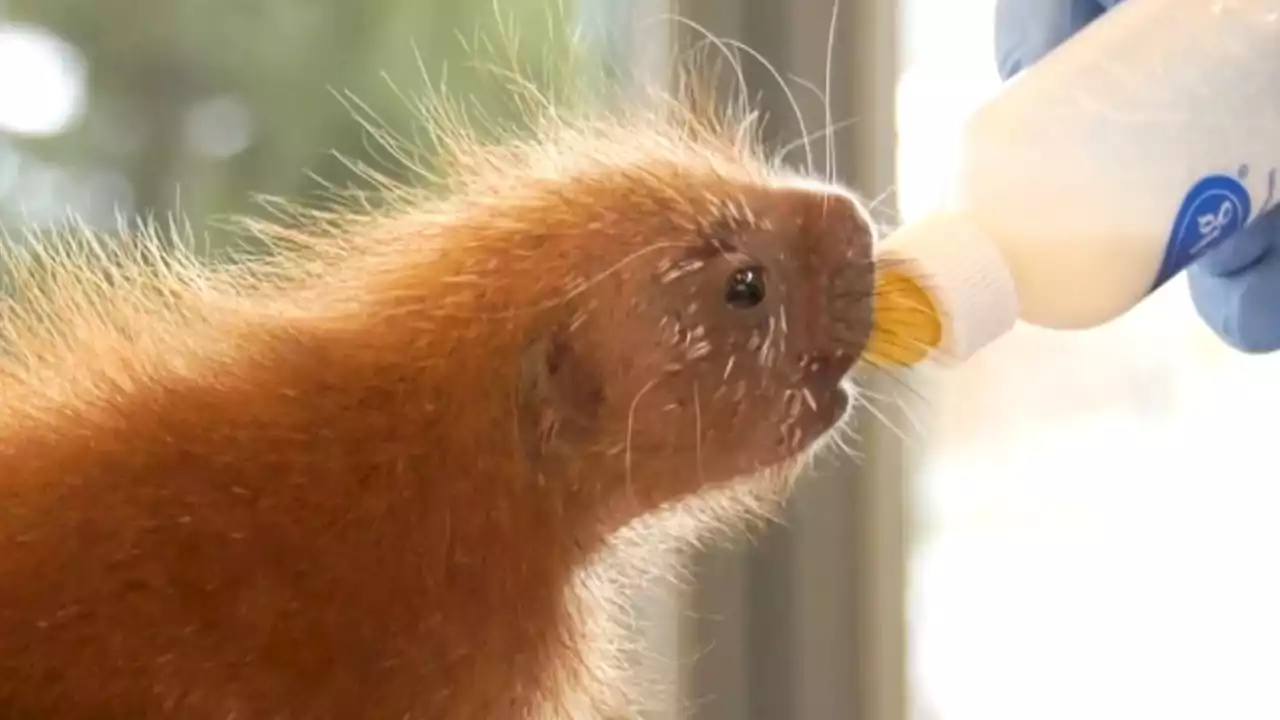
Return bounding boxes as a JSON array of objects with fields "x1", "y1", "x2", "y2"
[{"x1": 803, "y1": 350, "x2": 859, "y2": 430}]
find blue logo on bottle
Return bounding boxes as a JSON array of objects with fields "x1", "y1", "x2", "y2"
[{"x1": 1152, "y1": 173, "x2": 1253, "y2": 290}]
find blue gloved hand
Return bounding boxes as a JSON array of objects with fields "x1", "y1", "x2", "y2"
[{"x1": 994, "y1": 0, "x2": 1280, "y2": 353}]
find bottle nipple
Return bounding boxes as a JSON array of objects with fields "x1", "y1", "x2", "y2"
[
  {"x1": 869, "y1": 211, "x2": 1021, "y2": 365},
  {"x1": 866, "y1": 265, "x2": 944, "y2": 367}
]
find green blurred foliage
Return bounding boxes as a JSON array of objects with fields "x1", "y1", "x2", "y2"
[{"x1": 1, "y1": 0, "x2": 606, "y2": 254}]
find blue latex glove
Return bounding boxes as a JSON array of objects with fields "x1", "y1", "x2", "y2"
[{"x1": 994, "y1": 0, "x2": 1280, "y2": 353}]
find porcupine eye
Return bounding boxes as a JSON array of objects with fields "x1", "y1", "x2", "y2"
[{"x1": 724, "y1": 264, "x2": 767, "y2": 309}]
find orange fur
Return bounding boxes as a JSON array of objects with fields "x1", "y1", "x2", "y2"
[{"x1": 0, "y1": 23, "x2": 876, "y2": 719}]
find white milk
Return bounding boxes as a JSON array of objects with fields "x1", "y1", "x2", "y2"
[{"x1": 878, "y1": 0, "x2": 1280, "y2": 362}]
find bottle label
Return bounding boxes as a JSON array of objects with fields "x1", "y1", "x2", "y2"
[{"x1": 1152, "y1": 173, "x2": 1253, "y2": 290}]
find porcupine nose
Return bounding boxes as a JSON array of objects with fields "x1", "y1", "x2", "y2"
[{"x1": 792, "y1": 184, "x2": 876, "y2": 371}]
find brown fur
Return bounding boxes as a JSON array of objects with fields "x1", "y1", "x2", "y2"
[{"x1": 0, "y1": 27, "x2": 876, "y2": 720}]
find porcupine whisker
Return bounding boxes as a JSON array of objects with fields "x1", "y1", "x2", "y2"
[
  {"x1": 849, "y1": 366, "x2": 928, "y2": 421},
  {"x1": 828, "y1": 423, "x2": 859, "y2": 459},
  {"x1": 852, "y1": 378, "x2": 927, "y2": 434},
  {"x1": 773, "y1": 118, "x2": 860, "y2": 165},
  {"x1": 663, "y1": 16, "x2": 751, "y2": 118},
  {"x1": 849, "y1": 384, "x2": 909, "y2": 442},
  {"x1": 693, "y1": 380, "x2": 705, "y2": 487},
  {"x1": 864, "y1": 186, "x2": 898, "y2": 228},
  {"x1": 824, "y1": 0, "x2": 841, "y2": 188},
  {"x1": 624, "y1": 377, "x2": 663, "y2": 505},
  {"x1": 722, "y1": 354, "x2": 736, "y2": 380},
  {"x1": 713, "y1": 36, "x2": 815, "y2": 180}
]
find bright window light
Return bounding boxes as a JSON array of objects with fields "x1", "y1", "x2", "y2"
[{"x1": 0, "y1": 23, "x2": 87, "y2": 137}]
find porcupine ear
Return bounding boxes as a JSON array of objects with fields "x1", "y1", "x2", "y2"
[{"x1": 517, "y1": 328, "x2": 605, "y2": 462}]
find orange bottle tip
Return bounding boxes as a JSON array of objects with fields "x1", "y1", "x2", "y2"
[{"x1": 865, "y1": 265, "x2": 943, "y2": 368}]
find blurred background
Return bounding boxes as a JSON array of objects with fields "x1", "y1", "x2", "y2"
[{"x1": 3, "y1": 0, "x2": 1279, "y2": 719}]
